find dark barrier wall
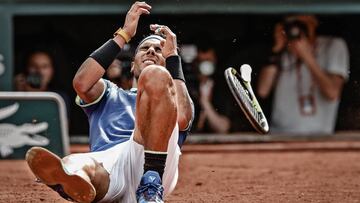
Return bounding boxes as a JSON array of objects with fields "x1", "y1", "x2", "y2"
[
  {"x1": 1, "y1": 1, "x2": 360, "y2": 135},
  {"x1": 11, "y1": 14, "x2": 360, "y2": 134}
]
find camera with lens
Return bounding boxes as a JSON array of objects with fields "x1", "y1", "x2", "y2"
[
  {"x1": 283, "y1": 18, "x2": 309, "y2": 40},
  {"x1": 26, "y1": 71, "x2": 42, "y2": 89}
]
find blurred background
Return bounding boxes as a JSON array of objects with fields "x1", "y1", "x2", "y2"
[{"x1": 1, "y1": 0, "x2": 360, "y2": 142}]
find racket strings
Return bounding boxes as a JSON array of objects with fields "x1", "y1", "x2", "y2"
[
  {"x1": 225, "y1": 67, "x2": 269, "y2": 134},
  {"x1": 233, "y1": 76, "x2": 261, "y2": 122}
]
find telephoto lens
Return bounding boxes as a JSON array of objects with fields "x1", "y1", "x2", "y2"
[{"x1": 283, "y1": 18, "x2": 309, "y2": 40}]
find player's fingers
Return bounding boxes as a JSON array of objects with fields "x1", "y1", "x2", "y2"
[
  {"x1": 131, "y1": 1, "x2": 151, "y2": 11},
  {"x1": 138, "y1": 2, "x2": 152, "y2": 10},
  {"x1": 136, "y1": 8, "x2": 151, "y2": 15},
  {"x1": 150, "y1": 24, "x2": 167, "y2": 37},
  {"x1": 129, "y1": 2, "x2": 151, "y2": 16},
  {"x1": 149, "y1": 24, "x2": 160, "y2": 31},
  {"x1": 159, "y1": 25, "x2": 173, "y2": 37},
  {"x1": 150, "y1": 24, "x2": 176, "y2": 39},
  {"x1": 160, "y1": 39, "x2": 166, "y2": 47}
]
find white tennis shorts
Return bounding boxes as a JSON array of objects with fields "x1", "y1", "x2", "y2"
[{"x1": 65, "y1": 124, "x2": 181, "y2": 203}]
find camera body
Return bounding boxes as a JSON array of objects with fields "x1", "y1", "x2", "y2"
[
  {"x1": 26, "y1": 72, "x2": 42, "y2": 89},
  {"x1": 283, "y1": 19, "x2": 309, "y2": 40}
]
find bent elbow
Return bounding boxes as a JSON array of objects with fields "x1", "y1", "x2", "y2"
[
  {"x1": 217, "y1": 117, "x2": 231, "y2": 134},
  {"x1": 73, "y1": 76, "x2": 88, "y2": 95},
  {"x1": 177, "y1": 118, "x2": 188, "y2": 131},
  {"x1": 326, "y1": 93, "x2": 339, "y2": 101},
  {"x1": 324, "y1": 90, "x2": 340, "y2": 101},
  {"x1": 216, "y1": 125, "x2": 230, "y2": 134},
  {"x1": 177, "y1": 114, "x2": 192, "y2": 131},
  {"x1": 177, "y1": 108, "x2": 194, "y2": 131}
]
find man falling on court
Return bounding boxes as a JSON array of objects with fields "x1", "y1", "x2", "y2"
[{"x1": 26, "y1": 1, "x2": 194, "y2": 203}]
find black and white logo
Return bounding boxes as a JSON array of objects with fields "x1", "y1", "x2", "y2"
[{"x1": 0, "y1": 103, "x2": 49, "y2": 157}]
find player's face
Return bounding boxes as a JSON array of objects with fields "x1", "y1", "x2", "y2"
[{"x1": 132, "y1": 39, "x2": 165, "y2": 79}]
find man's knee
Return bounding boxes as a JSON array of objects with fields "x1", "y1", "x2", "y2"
[{"x1": 138, "y1": 65, "x2": 175, "y2": 97}]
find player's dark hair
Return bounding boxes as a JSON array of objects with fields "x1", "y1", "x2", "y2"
[{"x1": 135, "y1": 34, "x2": 164, "y2": 53}]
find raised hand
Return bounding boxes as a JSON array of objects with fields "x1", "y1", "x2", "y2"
[
  {"x1": 122, "y1": 1, "x2": 151, "y2": 39},
  {"x1": 288, "y1": 38, "x2": 314, "y2": 62},
  {"x1": 272, "y1": 23, "x2": 287, "y2": 53},
  {"x1": 150, "y1": 24, "x2": 178, "y2": 58}
]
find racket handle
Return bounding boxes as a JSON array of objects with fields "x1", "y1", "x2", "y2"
[{"x1": 240, "y1": 64, "x2": 252, "y2": 82}]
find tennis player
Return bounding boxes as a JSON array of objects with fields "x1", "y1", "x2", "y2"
[{"x1": 26, "y1": 1, "x2": 194, "y2": 202}]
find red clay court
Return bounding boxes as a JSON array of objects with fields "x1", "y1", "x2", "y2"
[{"x1": 1, "y1": 137, "x2": 360, "y2": 203}]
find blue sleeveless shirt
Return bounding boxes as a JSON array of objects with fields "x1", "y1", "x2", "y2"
[{"x1": 76, "y1": 79, "x2": 189, "y2": 152}]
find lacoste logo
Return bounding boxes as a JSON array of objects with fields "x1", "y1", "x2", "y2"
[{"x1": 0, "y1": 103, "x2": 50, "y2": 157}]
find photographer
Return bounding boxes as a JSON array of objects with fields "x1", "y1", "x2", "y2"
[
  {"x1": 257, "y1": 15, "x2": 349, "y2": 135},
  {"x1": 14, "y1": 50, "x2": 70, "y2": 114},
  {"x1": 195, "y1": 45, "x2": 231, "y2": 133},
  {"x1": 15, "y1": 51, "x2": 54, "y2": 92}
]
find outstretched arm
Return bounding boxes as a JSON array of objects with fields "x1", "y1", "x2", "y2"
[{"x1": 73, "y1": 2, "x2": 151, "y2": 103}]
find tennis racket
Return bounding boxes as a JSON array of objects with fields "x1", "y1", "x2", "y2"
[{"x1": 224, "y1": 64, "x2": 269, "y2": 134}]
